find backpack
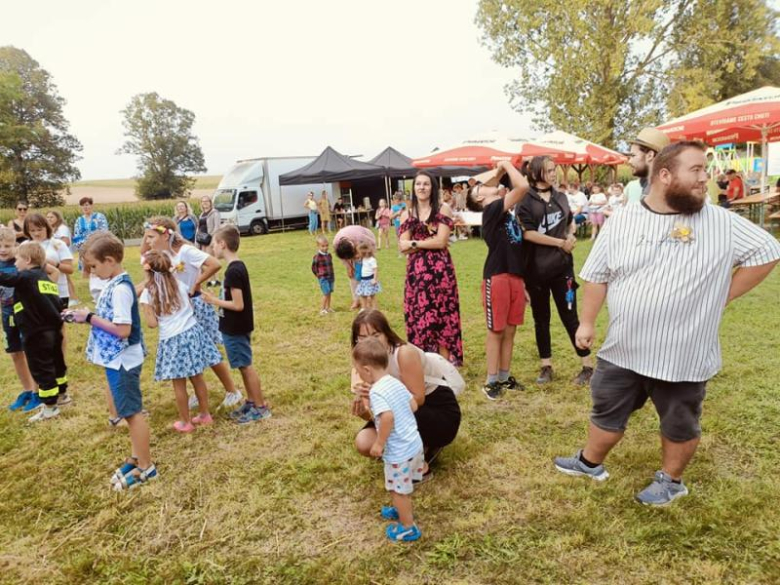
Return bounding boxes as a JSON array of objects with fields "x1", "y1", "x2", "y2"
[{"x1": 423, "y1": 352, "x2": 465, "y2": 397}]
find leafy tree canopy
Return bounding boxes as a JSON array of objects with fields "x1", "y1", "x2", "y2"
[
  {"x1": 0, "y1": 46, "x2": 82, "y2": 207},
  {"x1": 118, "y1": 92, "x2": 207, "y2": 200},
  {"x1": 476, "y1": 0, "x2": 780, "y2": 148}
]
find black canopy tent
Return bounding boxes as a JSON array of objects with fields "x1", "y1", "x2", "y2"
[
  {"x1": 367, "y1": 146, "x2": 417, "y2": 201},
  {"x1": 278, "y1": 147, "x2": 386, "y2": 229},
  {"x1": 278, "y1": 146, "x2": 384, "y2": 185}
]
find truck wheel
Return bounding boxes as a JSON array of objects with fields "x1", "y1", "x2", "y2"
[{"x1": 249, "y1": 220, "x2": 268, "y2": 235}]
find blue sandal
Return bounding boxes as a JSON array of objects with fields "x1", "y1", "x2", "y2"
[
  {"x1": 381, "y1": 506, "x2": 399, "y2": 520},
  {"x1": 113, "y1": 464, "x2": 158, "y2": 491},
  {"x1": 385, "y1": 522, "x2": 421, "y2": 542},
  {"x1": 109, "y1": 457, "x2": 138, "y2": 486}
]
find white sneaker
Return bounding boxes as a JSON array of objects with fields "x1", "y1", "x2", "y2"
[
  {"x1": 458, "y1": 234, "x2": 468, "y2": 240},
  {"x1": 29, "y1": 406, "x2": 60, "y2": 422},
  {"x1": 57, "y1": 393, "x2": 73, "y2": 406},
  {"x1": 188, "y1": 393, "x2": 199, "y2": 410},
  {"x1": 319, "y1": 309, "x2": 328, "y2": 316},
  {"x1": 220, "y1": 390, "x2": 243, "y2": 410}
]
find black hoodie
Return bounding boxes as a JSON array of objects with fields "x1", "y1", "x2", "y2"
[{"x1": 515, "y1": 187, "x2": 574, "y2": 281}]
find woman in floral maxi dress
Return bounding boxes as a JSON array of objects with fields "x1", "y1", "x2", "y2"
[{"x1": 399, "y1": 171, "x2": 463, "y2": 366}]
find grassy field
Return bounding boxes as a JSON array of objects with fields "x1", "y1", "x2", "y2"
[
  {"x1": 72, "y1": 176, "x2": 222, "y2": 190},
  {"x1": 0, "y1": 231, "x2": 778, "y2": 584}
]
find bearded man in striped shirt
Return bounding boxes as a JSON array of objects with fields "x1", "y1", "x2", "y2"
[{"x1": 554, "y1": 141, "x2": 780, "y2": 506}]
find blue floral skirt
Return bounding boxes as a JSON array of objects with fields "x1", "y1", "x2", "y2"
[
  {"x1": 191, "y1": 294, "x2": 223, "y2": 346},
  {"x1": 356, "y1": 279, "x2": 382, "y2": 297},
  {"x1": 154, "y1": 324, "x2": 222, "y2": 381}
]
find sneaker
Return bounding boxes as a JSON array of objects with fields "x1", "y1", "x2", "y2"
[
  {"x1": 220, "y1": 391, "x2": 243, "y2": 410},
  {"x1": 229, "y1": 401, "x2": 253, "y2": 420},
  {"x1": 501, "y1": 376, "x2": 525, "y2": 391},
  {"x1": 481, "y1": 381, "x2": 504, "y2": 401},
  {"x1": 386, "y1": 522, "x2": 422, "y2": 542},
  {"x1": 635, "y1": 471, "x2": 689, "y2": 506},
  {"x1": 188, "y1": 394, "x2": 199, "y2": 410},
  {"x1": 192, "y1": 413, "x2": 213, "y2": 426},
  {"x1": 326, "y1": 308, "x2": 335, "y2": 313},
  {"x1": 573, "y1": 367, "x2": 594, "y2": 386},
  {"x1": 23, "y1": 393, "x2": 42, "y2": 412},
  {"x1": 68, "y1": 298, "x2": 80, "y2": 308},
  {"x1": 536, "y1": 366, "x2": 554, "y2": 384},
  {"x1": 173, "y1": 420, "x2": 195, "y2": 433},
  {"x1": 319, "y1": 309, "x2": 328, "y2": 316},
  {"x1": 381, "y1": 506, "x2": 399, "y2": 521},
  {"x1": 207, "y1": 280, "x2": 221, "y2": 288},
  {"x1": 56, "y1": 393, "x2": 73, "y2": 407},
  {"x1": 110, "y1": 458, "x2": 139, "y2": 486},
  {"x1": 108, "y1": 417, "x2": 124, "y2": 428},
  {"x1": 553, "y1": 450, "x2": 609, "y2": 481},
  {"x1": 8, "y1": 390, "x2": 33, "y2": 411},
  {"x1": 235, "y1": 405, "x2": 272, "y2": 425},
  {"x1": 113, "y1": 464, "x2": 158, "y2": 491},
  {"x1": 458, "y1": 234, "x2": 468, "y2": 241},
  {"x1": 29, "y1": 406, "x2": 60, "y2": 423}
]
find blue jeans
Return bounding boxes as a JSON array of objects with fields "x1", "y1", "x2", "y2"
[{"x1": 308, "y1": 211, "x2": 319, "y2": 233}]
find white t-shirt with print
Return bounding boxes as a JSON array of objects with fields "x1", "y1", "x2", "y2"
[
  {"x1": 139, "y1": 280, "x2": 197, "y2": 340},
  {"x1": 166, "y1": 245, "x2": 209, "y2": 291},
  {"x1": 41, "y1": 238, "x2": 73, "y2": 298},
  {"x1": 580, "y1": 201, "x2": 780, "y2": 382},
  {"x1": 91, "y1": 273, "x2": 145, "y2": 370}
]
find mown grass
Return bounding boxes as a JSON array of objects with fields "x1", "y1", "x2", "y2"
[
  {"x1": 72, "y1": 176, "x2": 222, "y2": 190},
  {"x1": 0, "y1": 230, "x2": 778, "y2": 585}
]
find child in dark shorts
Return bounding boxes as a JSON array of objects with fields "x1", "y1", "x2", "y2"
[
  {"x1": 311, "y1": 235, "x2": 335, "y2": 315},
  {"x1": 0, "y1": 240, "x2": 67, "y2": 422},
  {"x1": 202, "y1": 226, "x2": 271, "y2": 425},
  {"x1": 0, "y1": 227, "x2": 40, "y2": 413}
]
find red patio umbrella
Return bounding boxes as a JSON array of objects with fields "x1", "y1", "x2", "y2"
[{"x1": 412, "y1": 131, "x2": 576, "y2": 168}]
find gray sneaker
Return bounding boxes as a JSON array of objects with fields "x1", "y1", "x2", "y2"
[
  {"x1": 536, "y1": 366, "x2": 554, "y2": 384},
  {"x1": 554, "y1": 450, "x2": 609, "y2": 481},
  {"x1": 635, "y1": 471, "x2": 688, "y2": 506}
]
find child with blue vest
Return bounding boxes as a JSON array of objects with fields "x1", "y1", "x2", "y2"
[{"x1": 66, "y1": 233, "x2": 156, "y2": 490}]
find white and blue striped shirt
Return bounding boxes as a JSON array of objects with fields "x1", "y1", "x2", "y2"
[
  {"x1": 370, "y1": 375, "x2": 423, "y2": 464},
  {"x1": 580, "y1": 201, "x2": 780, "y2": 382}
]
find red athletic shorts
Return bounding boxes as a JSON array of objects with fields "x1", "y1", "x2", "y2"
[{"x1": 482, "y1": 273, "x2": 526, "y2": 332}]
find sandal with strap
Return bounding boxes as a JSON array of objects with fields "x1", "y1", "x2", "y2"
[
  {"x1": 113, "y1": 464, "x2": 158, "y2": 491},
  {"x1": 110, "y1": 457, "x2": 139, "y2": 485},
  {"x1": 385, "y1": 522, "x2": 421, "y2": 542}
]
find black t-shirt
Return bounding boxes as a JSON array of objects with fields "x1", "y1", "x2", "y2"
[
  {"x1": 481, "y1": 198, "x2": 525, "y2": 279},
  {"x1": 516, "y1": 188, "x2": 573, "y2": 280},
  {"x1": 220, "y1": 260, "x2": 253, "y2": 335}
]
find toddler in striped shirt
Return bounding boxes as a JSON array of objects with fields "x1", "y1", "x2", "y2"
[{"x1": 353, "y1": 337, "x2": 423, "y2": 542}]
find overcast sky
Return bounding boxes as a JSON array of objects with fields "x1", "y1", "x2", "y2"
[{"x1": 1, "y1": 0, "x2": 533, "y2": 179}]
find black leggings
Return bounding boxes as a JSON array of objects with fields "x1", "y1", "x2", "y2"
[
  {"x1": 527, "y1": 270, "x2": 591, "y2": 360},
  {"x1": 24, "y1": 329, "x2": 68, "y2": 405}
]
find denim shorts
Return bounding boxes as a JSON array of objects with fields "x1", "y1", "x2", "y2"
[
  {"x1": 105, "y1": 364, "x2": 143, "y2": 419},
  {"x1": 223, "y1": 332, "x2": 253, "y2": 369},
  {"x1": 590, "y1": 359, "x2": 707, "y2": 442},
  {"x1": 319, "y1": 278, "x2": 334, "y2": 295},
  {"x1": 2, "y1": 307, "x2": 22, "y2": 353}
]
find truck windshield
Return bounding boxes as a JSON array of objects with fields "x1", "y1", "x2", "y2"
[{"x1": 213, "y1": 189, "x2": 236, "y2": 212}]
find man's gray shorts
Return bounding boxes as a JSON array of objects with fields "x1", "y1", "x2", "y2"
[{"x1": 590, "y1": 358, "x2": 707, "y2": 442}]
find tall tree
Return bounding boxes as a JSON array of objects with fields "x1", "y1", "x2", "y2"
[
  {"x1": 0, "y1": 47, "x2": 82, "y2": 207},
  {"x1": 476, "y1": 1, "x2": 780, "y2": 148},
  {"x1": 118, "y1": 93, "x2": 206, "y2": 200}
]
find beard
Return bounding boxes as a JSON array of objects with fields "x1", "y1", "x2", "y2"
[
  {"x1": 631, "y1": 161, "x2": 648, "y2": 178},
  {"x1": 665, "y1": 179, "x2": 706, "y2": 214}
]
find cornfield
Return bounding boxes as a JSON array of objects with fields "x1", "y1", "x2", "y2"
[{"x1": 0, "y1": 200, "x2": 202, "y2": 241}]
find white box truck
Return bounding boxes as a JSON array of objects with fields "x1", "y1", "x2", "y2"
[{"x1": 212, "y1": 157, "x2": 338, "y2": 235}]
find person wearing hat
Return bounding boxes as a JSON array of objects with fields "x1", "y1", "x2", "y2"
[{"x1": 624, "y1": 128, "x2": 671, "y2": 204}]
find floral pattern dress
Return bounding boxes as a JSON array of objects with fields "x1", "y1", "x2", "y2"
[{"x1": 401, "y1": 213, "x2": 463, "y2": 366}]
